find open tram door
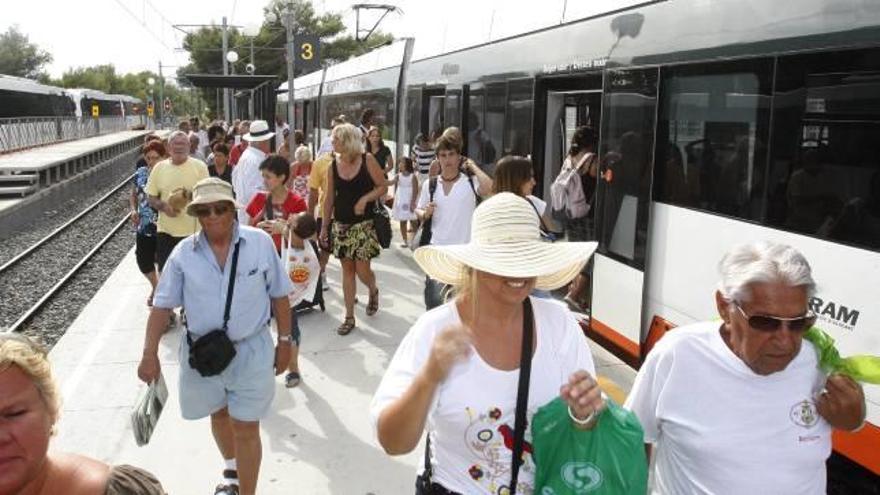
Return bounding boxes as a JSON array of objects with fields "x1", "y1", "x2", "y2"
[{"x1": 587, "y1": 68, "x2": 659, "y2": 367}]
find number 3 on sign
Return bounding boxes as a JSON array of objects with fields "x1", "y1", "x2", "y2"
[{"x1": 300, "y1": 43, "x2": 314, "y2": 60}]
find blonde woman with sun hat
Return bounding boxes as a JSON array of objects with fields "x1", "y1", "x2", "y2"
[{"x1": 370, "y1": 192, "x2": 604, "y2": 495}]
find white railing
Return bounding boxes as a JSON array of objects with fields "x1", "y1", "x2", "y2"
[{"x1": 0, "y1": 116, "x2": 141, "y2": 154}]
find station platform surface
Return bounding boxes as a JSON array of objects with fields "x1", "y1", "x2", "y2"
[
  {"x1": 0, "y1": 130, "x2": 150, "y2": 173},
  {"x1": 49, "y1": 237, "x2": 636, "y2": 494}
]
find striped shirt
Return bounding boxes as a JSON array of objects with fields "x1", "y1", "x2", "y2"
[{"x1": 412, "y1": 144, "x2": 435, "y2": 176}]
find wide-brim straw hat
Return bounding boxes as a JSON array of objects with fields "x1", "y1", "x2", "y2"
[
  {"x1": 185, "y1": 177, "x2": 241, "y2": 216},
  {"x1": 414, "y1": 192, "x2": 598, "y2": 290},
  {"x1": 243, "y1": 120, "x2": 275, "y2": 142}
]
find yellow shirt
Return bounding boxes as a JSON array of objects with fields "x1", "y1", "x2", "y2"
[
  {"x1": 145, "y1": 157, "x2": 209, "y2": 237},
  {"x1": 308, "y1": 153, "x2": 333, "y2": 218}
]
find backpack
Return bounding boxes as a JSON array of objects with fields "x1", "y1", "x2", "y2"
[{"x1": 550, "y1": 153, "x2": 592, "y2": 222}]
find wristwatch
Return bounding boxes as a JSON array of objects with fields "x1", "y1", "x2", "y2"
[{"x1": 277, "y1": 334, "x2": 293, "y2": 344}]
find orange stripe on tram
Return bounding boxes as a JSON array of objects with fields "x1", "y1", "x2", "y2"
[{"x1": 833, "y1": 422, "x2": 880, "y2": 475}]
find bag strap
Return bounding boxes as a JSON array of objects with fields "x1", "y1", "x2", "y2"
[
  {"x1": 422, "y1": 298, "x2": 534, "y2": 494},
  {"x1": 222, "y1": 241, "x2": 241, "y2": 331},
  {"x1": 264, "y1": 194, "x2": 275, "y2": 220},
  {"x1": 525, "y1": 198, "x2": 552, "y2": 238},
  {"x1": 428, "y1": 176, "x2": 438, "y2": 202},
  {"x1": 509, "y1": 298, "x2": 534, "y2": 494}
]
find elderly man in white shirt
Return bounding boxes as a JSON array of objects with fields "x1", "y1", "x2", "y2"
[{"x1": 232, "y1": 120, "x2": 274, "y2": 223}]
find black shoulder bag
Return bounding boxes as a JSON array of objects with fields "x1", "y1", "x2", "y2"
[
  {"x1": 414, "y1": 177, "x2": 438, "y2": 248},
  {"x1": 415, "y1": 298, "x2": 534, "y2": 495},
  {"x1": 187, "y1": 241, "x2": 240, "y2": 377}
]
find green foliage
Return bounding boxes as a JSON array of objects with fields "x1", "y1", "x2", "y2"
[
  {"x1": 0, "y1": 25, "x2": 53, "y2": 79},
  {"x1": 179, "y1": 0, "x2": 394, "y2": 116}
]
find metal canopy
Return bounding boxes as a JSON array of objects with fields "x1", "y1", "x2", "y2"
[{"x1": 183, "y1": 74, "x2": 278, "y2": 89}]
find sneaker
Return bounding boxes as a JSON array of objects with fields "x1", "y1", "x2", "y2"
[{"x1": 285, "y1": 371, "x2": 301, "y2": 388}]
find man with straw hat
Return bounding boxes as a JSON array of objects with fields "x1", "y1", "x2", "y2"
[
  {"x1": 138, "y1": 177, "x2": 293, "y2": 495},
  {"x1": 371, "y1": 192, "x2": 604, "y2": 494},
  {"x1": 232, "y1": 119, "x2": 275, "y2": 224}
]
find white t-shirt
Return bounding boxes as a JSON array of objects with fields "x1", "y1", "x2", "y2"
[
  {"x1": 232, "y1": 145, "x2": 268, "y2": 223},
  {"x1": 624, "y1": 321, "x2": 831, "y2": 495},
  {"x1": 370, "y1": 297, "x2": 597, "y2": 494},
  {"x1": 416, "y1": 174, "x2": 479, "y2": 246}
]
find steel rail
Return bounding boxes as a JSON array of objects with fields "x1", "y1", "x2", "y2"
[
  {"x1": 0, "y1": 173, "x2": 134, "y2": 275},
  {"x1": 4, "y1": 213, "x2": 130, "y2": 334}
]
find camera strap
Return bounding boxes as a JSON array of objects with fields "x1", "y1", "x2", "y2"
[
  {"x1": 422, "y1": 298, "x2": 533, "y2": 494},
  {"x1": 222, "y1": 240, "x2": 241, "y2": 331}
]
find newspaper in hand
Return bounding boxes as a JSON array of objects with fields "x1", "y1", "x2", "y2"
[{"x1": 131, "y1": 372, "x2": 168, "y2": 447}]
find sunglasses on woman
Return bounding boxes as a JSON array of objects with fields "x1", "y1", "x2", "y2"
[
  {"x1": 734, "y1": 303, "x2": 817, "y2": 332},
  {"x1": 192, "y1": 204, "x2": 233, "y2": 217}
]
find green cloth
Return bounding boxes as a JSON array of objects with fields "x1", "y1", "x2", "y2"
[
  {"x1": 804, "y1": 326, "x2": 880, "y2": 384},
  {"x1": 532, "y1": 398, "x2": 647, "y2": 494}
]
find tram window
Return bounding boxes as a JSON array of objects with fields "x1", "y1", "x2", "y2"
[
  {"x1": 406, "y1": 87, "x2": 421, "y2": 146},
  {"x1": 766, "y1": 49, "x2": 880, "y2": 251},
  {"x1": 445, "y1": 89, "x2": 461, "y2": 129},
  {"x1": 597, "y1": 68, "x2": 658, "y2": 267},
  {"x1": 506, "y1": 79, "x2": 534, "y2": 157},
  {"x1": 655, "y1": 59, "x2": 773, "y2": 221},
  {"x1": 483, "y1": 83, "x2": 505, "y2": 165}
]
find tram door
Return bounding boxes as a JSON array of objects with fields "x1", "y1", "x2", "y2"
[
  {"x1": 588, "y1": 68, "x2": 659, "y2": 364},
  {"x1": 422, "y1": 88, "x2": 446, "y2": 137}
]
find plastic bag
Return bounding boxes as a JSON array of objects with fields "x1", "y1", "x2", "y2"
[
  {"x1": 131, "y1": 373, "x2": 168, "y2": 447},
  {"x1": 532, "y1": 398, "x2": 647, "y2": 494},
  {"x1": 284, "y1": 230, "x2": 321, "y2": 307},
  {"x1": 804, "y1": 326, "x2": 880, "y2": 384}
]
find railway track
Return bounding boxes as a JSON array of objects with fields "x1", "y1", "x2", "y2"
[{"x1": 0, "y1": 174, "x2": 135, "y2": 340}]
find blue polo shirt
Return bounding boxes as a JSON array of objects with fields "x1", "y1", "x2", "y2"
[{"x1": 153, "y1": 224, "x2": 292, "y2": 341}]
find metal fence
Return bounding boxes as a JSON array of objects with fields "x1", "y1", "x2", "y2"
[{"x1": 0, "y1": 116, "x2": 145, "y2": 154}]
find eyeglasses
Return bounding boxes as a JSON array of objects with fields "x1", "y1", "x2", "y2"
[
  {"x1": 192, "y1": 204, "x2": 233, "y2": 217},
  {"x1": 733, "y1": 303, "x2": 816, "y2": 332}
]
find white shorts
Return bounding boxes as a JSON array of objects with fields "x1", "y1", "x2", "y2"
[{"x1": 177, "y1": 329, "x2": 275, "y2": 422}]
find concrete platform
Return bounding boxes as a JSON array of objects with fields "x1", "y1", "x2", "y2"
[
  {"x1": 50, "y1": 236, "x2": 636, "y2": 494},
  {"x1": 0, "y1": 131, "x2": 149, "y2": 173}
]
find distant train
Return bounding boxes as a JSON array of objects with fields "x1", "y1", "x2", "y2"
[{"x1": 0, "y1": 74, "x2": 145, "y2": 126}]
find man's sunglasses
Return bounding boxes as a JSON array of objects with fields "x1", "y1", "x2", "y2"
[
  {"x1": 734, "y1": 303, "x2": 817, "y2": 332},
  {"x1": 192, "y1": 204, "x2": 233, "y2": 217}
]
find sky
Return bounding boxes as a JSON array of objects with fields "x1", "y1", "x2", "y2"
[{"x1": 3, "y1": 0, "x2": 633, "y2": 82}]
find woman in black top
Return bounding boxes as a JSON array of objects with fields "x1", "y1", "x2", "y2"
[
  {"x1": 320, "y1": 123, "x2": 388, "y2": 335},
  {"x1": 366, "y1": 126, "x2": 393, "y2": 173},
  {"x1": 208, "y1": 142, "x2": 232, "y2": 183}
]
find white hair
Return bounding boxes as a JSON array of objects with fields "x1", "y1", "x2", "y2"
[
  {"x1": 717, "y1": 241, "x2": 816, "y2": 303},
  {"x1": 294, "y1": 145, "x2": 312, "y2": 163},
  {"x1": 168, "y1": 130, "x2": 188, "y2": 144},
  {"x1": 332, "y1": 123, "x2": 364, "y2": 157}
]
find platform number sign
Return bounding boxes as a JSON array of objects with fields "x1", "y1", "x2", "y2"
[
  {"x1": 147, "y1": 101, "x2": 154, "y2": 117},
  {"x1": 91, "y1": 104, "x2": 99, "y2": 118},
  {"x1": 295, "y1": 35, "x2": 321, "y2": 72}
]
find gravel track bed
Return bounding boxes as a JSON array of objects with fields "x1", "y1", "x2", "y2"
[
  {"x1": 0, "y1": 186, "x2": 133, "y2": 331},
  {"x1": 21, "y1": 229, "x2": 134, "y2": 349},
  {"x1": 0, "y1": 153, "x2": 137, "y2": 267}
]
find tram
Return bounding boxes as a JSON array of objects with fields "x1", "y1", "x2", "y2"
[
  {"x1": 0, "y1": 75, "x2": 75, "y2": 118},
  {"x1": 280, "y1": 0, "x2": 880, "y2": 487}
]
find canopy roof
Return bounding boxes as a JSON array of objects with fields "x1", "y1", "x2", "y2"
[{"x1": 183, "y1": 74, "x2": 278, "y2": 89}]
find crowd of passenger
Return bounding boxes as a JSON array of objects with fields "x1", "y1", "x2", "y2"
[{"x1": 0, "y1": 108, "x2": 868, "y2": 495}]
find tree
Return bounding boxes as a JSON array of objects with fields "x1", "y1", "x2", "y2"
[
  {"x1": 0, "y1": 26, "x2": 53, "y2": 79},
  {"x1": 179, "y1": 0, "x2": 393, "y2": 116}
]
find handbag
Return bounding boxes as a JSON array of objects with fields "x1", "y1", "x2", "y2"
[
  {"x1": 409, "y1": 177, "x2": 438, "y2": 251},
  {"x1": 374, "y1": 200, "x2": 392, "y2": 248},
  {"x1": 415, "y1": 298, "x2": 534, "y2": 495},
  {"x1": 187, "y1": 241, "x2": 240, "y2": 377}
]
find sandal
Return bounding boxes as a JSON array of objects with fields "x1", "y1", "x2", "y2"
[
  {"x1": 337, "y1": 316, "x2": 356, "y2": 336},
  {"x1": 366, "y1": 288, "x2": 379, "y2": 316}
]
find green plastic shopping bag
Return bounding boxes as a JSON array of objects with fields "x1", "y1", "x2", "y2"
[
  {"x1": 532, "y1": 398, "x2": 647, "y2": 494},
  {"x1": 804, "y1": 326, "x2": 880, "y2": 384}
]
